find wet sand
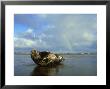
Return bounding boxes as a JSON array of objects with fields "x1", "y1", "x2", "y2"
[{"x1": 14, "y1": 54, "x2": 97, "y2": 76}]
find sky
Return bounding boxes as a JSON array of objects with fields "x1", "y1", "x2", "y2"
[{"x1": 14, "y1": 14, "x2": 97, "y2": 53}]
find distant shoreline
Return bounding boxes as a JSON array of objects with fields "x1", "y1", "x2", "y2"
[{"x1": 14, "y1": 52, "x2": 97, "y2": 55}]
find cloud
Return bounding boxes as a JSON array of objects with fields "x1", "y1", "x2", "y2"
[
  {"x1": 37, "y1": 14, "x2": 48, "y2": 19},
  {"x1": 26, "y1": 28, "x2": 33, "y2": 34},
  {"x1": 14, "y1": 28, "x2": 51, "y2": 49},
  {"x1": 14, "y1": 36, "x2": 49, "y2": 49},
  {"x1": 14, "y1": 37, "x2": 35, "y2": 48},
  {"x1": 14, "y1": 14, "x2": 97, "y2": 52},
  {"x1": 83, "y1": 32, "x2": 94, "y2": 42}
]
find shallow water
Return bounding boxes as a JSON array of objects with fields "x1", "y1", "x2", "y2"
[{"x1": 14, "y1": 54, "x2": 97, "y2": 76}]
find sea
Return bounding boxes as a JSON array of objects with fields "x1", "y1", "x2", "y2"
[{"x1": 14, "y1": 53, "x2": 97, "y2": 76}]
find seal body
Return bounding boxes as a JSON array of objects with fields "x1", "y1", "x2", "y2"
[{"x1": 31, "y1": 50, "x2": 64, "y2": 66}]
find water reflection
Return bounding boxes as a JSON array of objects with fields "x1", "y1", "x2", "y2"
[{"x1": 31, "y1": 64, "x2": 64, "y2": 76}]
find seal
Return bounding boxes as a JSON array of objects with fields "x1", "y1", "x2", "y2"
[{"x1": 31, "y1": 49, "x2": 64, "y2": 66}]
